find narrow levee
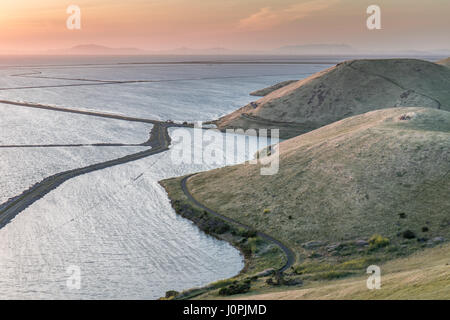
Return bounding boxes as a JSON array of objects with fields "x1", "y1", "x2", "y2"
[{"x1": 0, "y1": 123, "x2": 172, "y2": 228}]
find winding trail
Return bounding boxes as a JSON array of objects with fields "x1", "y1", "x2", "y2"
[
  {"x1": 347, "y1": 61, "x2": 442, "y2": 110},
  {"x1": 180, "y1": 175, "x2": 295, "y2": 273}
]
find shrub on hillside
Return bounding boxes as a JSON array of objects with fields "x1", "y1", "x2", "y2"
[
  {"x1": 248, "y1": 237, "x2": 263, "y2": 253},
  {"x1": 171, "y1": 200, "x2": 231, "y2": 235},
  {"x1": 165, "y1": 290, "x2": 179, "y2": 299},
  {"x1": 210, "y1": 279, "x2": 235, "y2": 289},
  {"x1": 369, "y1": 234, "x2": 390, "y2": 249},
  {"x1": 312, "y1": 271, "x2": 353, "y2": 281},
  {"x1": 402, "y1": 230, "x2": 416, "y2": 239},
  {"x1": 218, "y1": 280, "x2": 251, "y2": 296},
  {"x1": 235, "y1": 228, "x2": 257, "y2": 238}
]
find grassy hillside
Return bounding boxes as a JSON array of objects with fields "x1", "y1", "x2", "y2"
[
  {"x1": 250, "y1": 80, "x2": 298, "y2": 96},
  {"x1": 438, "y1": 57, "x2": 450, "y2": 67},
  {"x1": 217, "y1": 59, "x2": 450, "y2": 138},
  {"x1": 236, "y1": 244, "x2": 450, "y2": 300},
  {"x1": 189, "y1": 107, "x2": 450, "y2": 255}
]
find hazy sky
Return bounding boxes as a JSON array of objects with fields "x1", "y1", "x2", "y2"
[{"x1": 0, "y1": 0, "x2": 449, "y2": 53}]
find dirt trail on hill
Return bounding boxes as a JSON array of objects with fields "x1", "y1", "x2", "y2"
[{"x1": 181, "y1": 175, "x2": 295, "y2": 273}]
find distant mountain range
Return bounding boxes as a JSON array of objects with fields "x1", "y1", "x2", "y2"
[
  {"x1": 48, "y1": 44, "x2": 233, "y2": 55},
  {"x1": 48, "y1": 44, "x2": 145, "y2": 55},
  {"x1": 274, "y1": 44, "x2": 355, "y2": 55},
  {"x1": 48, "y1": 44, "x2": 450, "y2": 56},
  {"x1": 156, "y1": 47, "x2": 234, "y2": 55}
]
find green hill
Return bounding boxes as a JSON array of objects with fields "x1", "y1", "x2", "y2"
[
  {"x1": 190, "y1": 108, "x2": 450, "y2": 253},
  {"x1": 235, "y1": 244, "x2": 450, "y2": 300},
  {"x1": 216, "y1": 59, "x2": 450, "y2": 138},
  {"x1": 437, "y1": 57, "x2": 450, "y2": 67},
  {"x1": 250, "y1": 80, "x2": 298, "y2": 96}
]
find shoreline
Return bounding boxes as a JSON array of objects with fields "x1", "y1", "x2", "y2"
[
  {"x1": 0, "y1": 97, "x2": 283, "y2": 299},
  {"x1": 0, "y1": 98, "x2": 289, "y2": 299},
  {"x1": 180, "y1": 174, "x2": 295, "y2": 273},
  {"x1": 159, "y1": 175, "x2": 294, "y2": 300}
]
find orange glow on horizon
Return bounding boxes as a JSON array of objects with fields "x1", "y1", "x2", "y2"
[{"x1": 0, "y1": 0, "x2": 448, "y2": 54}]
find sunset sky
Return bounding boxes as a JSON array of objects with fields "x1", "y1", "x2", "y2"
[{"x1": 0, "y1": 0, "x2": 449, "y2": 53}]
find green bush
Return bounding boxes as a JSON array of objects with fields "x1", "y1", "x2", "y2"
[
  {"x1": 210, "y1": 278, "x2": 235, "y2": 289},
  {"x1": 293, "y1": 262, "x2": 333, "y2": 275},
  {"x1": 294, "y1": 257, "x2": 380, "y2": 276},
  {"x1": 312, "y1": 271, "x2": 353, "y2": 280},
  {"x1": 237, "y1": 228, "x2": 257, "y2": 238},
  {"x1": 165, "y1": 290, "x2": 179, "y2": 299},
  {"x1": 248, "y1": 237, "x2": 263, "y2": 253},
  {"x1": 402, "y1": 230, "x2": 416, "y2": 239},
  {"x1": 369, "y1": 234, "x2": 390, "y2": 249},
  {"x1": 218, "y1": 280, "x2": 251, "y2": 296},
  {"x1": 239, "y1": 243, "x2": 252, "y2": 256},
  {"x1": 338, "y1": 257, "x2": 379, "y2": 270}
]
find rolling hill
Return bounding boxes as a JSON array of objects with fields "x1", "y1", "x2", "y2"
[
  {"x1": 250, "y1": 80, "x2": 298, "y2": 97},
  {"x1": 189, "y1": 107, "x2": 450, "y2": 253},
  {"x1": 216, "y1": 59, "x2": 450, "y2": 138},
  {"x1": 437, "y1": 57, "x2": 450, "y2": 67},
  {"x1": 237, "y1": 243, "x2": 450, "y2": 300}
]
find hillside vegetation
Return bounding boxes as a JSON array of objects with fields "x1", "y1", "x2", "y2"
[
  {"x1": 189, "y1": 108, "x2": 450, "y2": 255},
  {"x1": 236, "y1": 244, "x2": 450, "y2": 300},
  {"x1": 437, "y1": 57, "x2": 450, "y2": 67},
  {"x1": 250, "y1": 80, "x2": 298, "y2": 96},
  {"x1": 217, "y1": 59, "x2": 450, "y2": 138}
]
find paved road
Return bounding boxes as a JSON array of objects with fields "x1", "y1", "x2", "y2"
[{"x1": 180, "y1": 175, "x2": 295, "y2": 273}]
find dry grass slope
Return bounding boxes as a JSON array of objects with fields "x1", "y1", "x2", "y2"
[
  {"x1": 236, "y1": 244, "x2": 450, "y2": 300},
  {"x1": 250, "y1": 80, "x2": 298, "y2": 96},
  {"x1": 217, "y1": 59, "x2": 450, "y2": 138},
  {"x1": 189, "y1": 108, "x2": 450, "y2": 255},
  {"x1": 437, "y1": 57, "x2": 450, "y2": 67}
]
